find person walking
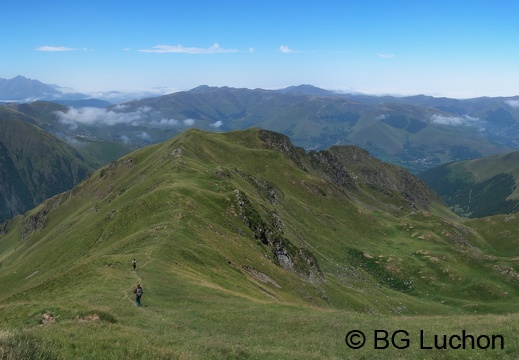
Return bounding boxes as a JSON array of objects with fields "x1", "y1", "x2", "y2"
[
  {"x1": 132, "y1": 258, "x2": 136, "y2": 270},
  {"x1": 133, "y1": 284, "x2": 143, "y2": 307}
]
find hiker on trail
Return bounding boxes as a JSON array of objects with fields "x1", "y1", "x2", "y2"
[
  {"x1": 132, "y1": 258, "x2": 136, "y2": 270},
  {"x1": 133, "y1": 284, "x2": 143, "y2": 307}
]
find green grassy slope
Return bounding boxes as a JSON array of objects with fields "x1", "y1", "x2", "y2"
[
  {"x1": 5, "y1": 101, "x2": 136, "y2": 167},
  {"x1": 0, "y1": 104, "x2": 134, "y2": 222},
  {"x1": 1, "y1": 129, "x2": 519, "y2": 358},
  {"x1": 0, "y1": 111, "x2": 93, "y2": 222},
  {"x1": 420, "y1": 151, "x2": 519, "y2": 218}
]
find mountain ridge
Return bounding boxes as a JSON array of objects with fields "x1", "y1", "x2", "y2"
[
  {"x1": 2, "y1": 128, "x2": 517, "y2": 308},
  {"x1": 2, "y1": 128, "x2": 519, "y2": 357},
  {"x1": 0, "y1": 75, "x2": 61, "y2": 101},
  {"x1": 115, "y1": 85, "x2": 518, "y2": 171}
]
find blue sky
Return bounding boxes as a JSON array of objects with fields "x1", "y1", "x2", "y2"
[{"x1": 3, "y1": 0, "x2": 519, "y2": 98}]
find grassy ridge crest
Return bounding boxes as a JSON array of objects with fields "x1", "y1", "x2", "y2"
[{"x1": 2, "y1": 128, "x2": 519, "y2": 358}]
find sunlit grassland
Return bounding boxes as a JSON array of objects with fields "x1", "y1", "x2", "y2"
[
  {"x1": 2, "y1": 129, "x2": 519, "y2": 359},
  {"x1": 2, "y1": 294, "x2": 519, "y2": 359}
]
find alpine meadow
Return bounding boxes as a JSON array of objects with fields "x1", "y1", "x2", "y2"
[
  {"x1": 4, "y1": 1, "x2": 519, "y2": 358},
  {"x1": 2, "y1": 128, "x2": 519, "y2": 359}
]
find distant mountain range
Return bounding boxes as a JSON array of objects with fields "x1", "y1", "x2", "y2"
[
  {"x1": 0, "y1": 75, "x2": 167, "y2": 104},
  {"x1": 103, "y1": 85, "x2": 519, "y2": 172},
  {"x1": 3, "y1": 80, "x2": 519, "y2": 173},
  {"x1": 3, "y1": 77, "x2": 519, "y2": 221},
  {"x1": 0, "y1": 75, "x2": 84, "y2": 102}
]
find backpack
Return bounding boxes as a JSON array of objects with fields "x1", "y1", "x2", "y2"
[{"x1": 136, "y1": 287, "x2": 143, "y2": 296}]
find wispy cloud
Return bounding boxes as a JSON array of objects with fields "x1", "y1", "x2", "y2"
[
  {"x1": 139, "y1": 132, "x2": 150, "y2": 140},
  {"x1": 279, "y1": 45, "x2": 301, "y2": 54},
  {"x1": 149, "y1": 118, "x2": 179, "y2": 127},
  {"x1": 430, "y1": 114, "x2": 484, "y2": 128},
  {"x1": 505, "y1": 99, "x2": 519, "y2": 108},
  {"x1": 138, "y1": 43, "x2": 238, "y2": 54},
  {"x1": 377, "y1": 53, "x2": 396, "y2": 58},
  {"x1": 35, "y1": 46, "x2": 89, "y2": 52},
  {"x1": 55, "y1": 106, "x2": 193, "y2": 129},
  {"x1": 210, "y1": 120, "x2": 223, "y2": 128},
  {"x1": 56, "y1": 107, "x2": 148, "y2": 127}
]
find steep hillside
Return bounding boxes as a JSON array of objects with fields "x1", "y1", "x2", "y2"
[
  {"x1": 0, "y1": 110, "x2": 93, "y2": 222},
  {"x1": 420, "y1": 151, "x2": 519, "y2": 218},
  {"x1": 2, "y1": 129, "x2": 519, "y2": 358},
  {"x1": 6, "y1": 100, "x2": 157, "y2": 153},
  {"x1": 4, "y1": 102, "x2": 134, "y2": 164},
  {"x1": 328, "y1": 145, "x2": 441, "y2": 211}
]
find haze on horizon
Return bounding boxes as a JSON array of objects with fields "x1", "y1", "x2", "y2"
[{"x1": 3, "y1": 0, "x2": 519, "y2": 99}]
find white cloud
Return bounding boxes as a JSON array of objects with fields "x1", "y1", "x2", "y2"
[
  {"x1": 35, "y1": 46, "x2": 77, "y2": 52},
  {"x1": 35, "y1": 46, "x2": 90, "y2": 52},
  {"x1": 139, "y1": 132, "x2": 150, "y2": 140},
  {"x1": 377, "y1": 53, "x2": 396, "y2": 58},
  {"x1": 279, "y1": 45, "x2": 301, "y2": 53},
  {"x1": 505, "y1": 100, "x2": 519, "y2": 108},
  {"x1": 56, "y1": 107, "x2": 143, "y2": 127},
  {"x1": 430, "y1": 114, "x2": 483, "y2": 128},
  {"x1": 210, "y1": 120, "x2": 223, "y2": 128},
  {"x1": 85, "y1": 88, "x2": 177, "y2": 103},
  {"x1": 55, "y1": 106, "x2": 193, "y2": 131},
  {"x1": 248, "y1": 47, "x2": 255, "y2": 53},
  {"x1": 149, "y1": 118, "x2": 179, "y2": 127},
  {"x1": 138, "y1": 43, "x2": 238, "y2": 54}
]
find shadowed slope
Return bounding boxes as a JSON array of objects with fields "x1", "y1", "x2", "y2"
[{"x1": 0, "y1": 109, "x2": 92, "y2": 221}]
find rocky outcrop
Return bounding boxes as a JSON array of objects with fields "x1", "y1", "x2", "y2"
[
  {"x1": 329, "y1": 145, "x2": 440, "y2": 210},
  {"x1": 20, "y1": 208, "x2": 49, "y2": 240},
  {"x1": 233, "y1": 168, "x2": 282, "y2": 204},
  {"x1": 233, "y1": 189, "x2": 323, "y2": 282},
  {"x1": 309, "y1": 150, "x2": 357, "y2": 192},
  {"x1": 258, "y1": 130, "x2": 307, "y2": 171}
]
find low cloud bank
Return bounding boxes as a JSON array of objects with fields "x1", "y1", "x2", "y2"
[
  {"x1": 430, "y1": 114, "x2": 484, "y2": 128},
  {"x1": 505, "y1": 99, "x2": 519, "y2": 108},
  {"x1": 55, "y1": 107, "x2": 195, "y2": 129},
  {"x1": 210, "y1": 120, "x2": 223, "y2": 128}
]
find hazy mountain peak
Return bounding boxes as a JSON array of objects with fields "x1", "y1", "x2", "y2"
[
  {"x1": 277, "y1": 84, "x2": 336, "y2": 96},
  {"x1": 189, "y1": 85, "x2": 219, "y2": 93},
  {"x1": 0, "y1": 75, "x2": 61, "y2": 101}
]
